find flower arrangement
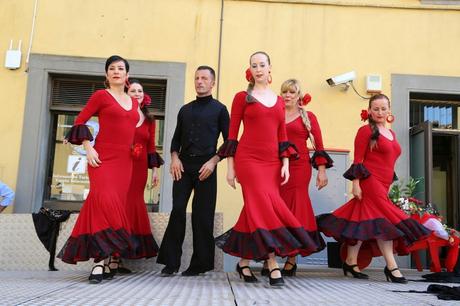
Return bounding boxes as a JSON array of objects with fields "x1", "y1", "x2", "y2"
[{"x1": 389, "y1": 177, "x2": 460, "y2": 240}]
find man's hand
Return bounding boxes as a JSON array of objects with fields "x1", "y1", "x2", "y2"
[
  {"x1": 170, "y1": 152, "x2": 184, "y2": 181},
  {"x1": 199, "y1": 155, "x2": 219, "y2": 181}
]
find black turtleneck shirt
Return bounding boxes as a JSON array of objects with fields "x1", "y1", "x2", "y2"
[{"x1": 170, "y1": 95, "x2": 229, "y2": 157}]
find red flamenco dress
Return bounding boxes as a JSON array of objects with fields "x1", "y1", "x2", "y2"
[
  {"x1": 215, "y1": 92, "x2": 323, "y2": 259},
  {"x1": 126, "y1": 119, "x2": 163, "y2": 258},
  {"x1": 279, "y1": 113, "x2": 333, "y2": 256},
  {"x1": 58, "y1": 90, "x2": 139, "y2": 264},
  {"x1": 317, "y1": 125, "x2": 430, "y2": 258}
]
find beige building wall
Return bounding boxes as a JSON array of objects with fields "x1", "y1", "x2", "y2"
[{"x1": 1, "y1": 0, "x2": 460, "y2": 227}]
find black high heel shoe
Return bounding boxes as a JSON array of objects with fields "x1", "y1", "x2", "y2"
[
  {"x1": 236, "y1": 263, "x2": 258, "y2": 283},
  {"x1": 342, "y1": 262, "x2": 369, "y2": 279},
  {"x1": 103, "y1": 264, "x2": 115, "y2": 280},
  {"x1": 261, "y1": 261, "x2": 269, "y2": 276},
  {"x1": 117, "y1": 259, "x2": 132, "y2": 274},
  {"x1": 268, "y1": 268, "x2": 285, "y2": 287},
  {"x1": 281, "y1": 261, "x2": 297, "y2": 277},
  {"x1": 88, "y1": 265, "x2": 104, "y2": 284},
  {"x1": 384, "y1": 266, "x2": 408, "y2": 284}
]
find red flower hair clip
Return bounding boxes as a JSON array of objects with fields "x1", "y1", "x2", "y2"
[
  {"x1": 131, "y1": 143, "x2": 144, "y2": 159},
  {"x1": 300, "y1": 93, "x2": 312, "y2": 106},
  {"x1": 141, "y1": 94, "x2": 152, "y2": 108},
  {"x1": 245, "y1": 68, "x2": 254, "y2": 83},
  {"x1": 360, "y1": 109, "x2": 369, "y2": 122}
]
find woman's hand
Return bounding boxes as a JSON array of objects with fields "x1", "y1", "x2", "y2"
[
  {"x1": 226, "y1": 157, "x2": 237, "y2": 189},
  {"x1": 84, "y1": 140, "x2": 101, "y2": 168},
  {"x1": 316, "y1": 166, "x2": 328, "y2": 190},
  {"x1": 352, "y1": 179, "x2": 362, "y2": 200},
  {"x1": 151, "y1": 168, "x2": 159, "y2": 187},
  {"x1": 281, "y1": 158, "x2": 290, "y2": 185}
]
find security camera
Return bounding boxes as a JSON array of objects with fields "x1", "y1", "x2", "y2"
[{"x1": 326, "y1": 71, "x2": 356, "y2": 86}]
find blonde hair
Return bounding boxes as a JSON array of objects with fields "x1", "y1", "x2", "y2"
[{"x1": 280, "y1": 79, "x2": 316, "y2": 149}]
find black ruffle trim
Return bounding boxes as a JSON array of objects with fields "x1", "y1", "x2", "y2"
[
  {"x1": 215, "y1": 227, "x2": 325, "y2": 260},
  {"x1": 217, "y1": 139, "x2": 238, "y2": 158},
  {"x1": 279, "y1": 142, "x2": 299, "y2": 160},
  {"x1": 126, "y1": 234, "x2": 159, "y2": 259},
  {"x1": 148, "y1": 152, "x2": 164, "y2": 168},
  {"x1": 65, "y1": 124, "x2": 94, "y2": 145},
  {"x1": 311, "y1": 150, "x2": 334, "y2": 170},
  {"x1": 343, "y1": 163, "x2": 371, "y2": 181},
  {"x1": 316, "y1": 213, "x2": 431, "y2": 247},
  {"x1": 57, "y1": 228, "x2": 137, "y2": 264}
]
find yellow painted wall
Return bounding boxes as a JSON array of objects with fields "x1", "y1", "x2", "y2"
[{"x1": 1, "y1": 0, "x2": 460, "y2": 227}]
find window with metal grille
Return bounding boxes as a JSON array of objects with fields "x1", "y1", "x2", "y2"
[{"x1": 44, "y1": 74, "x2": 166, "y2": 211}]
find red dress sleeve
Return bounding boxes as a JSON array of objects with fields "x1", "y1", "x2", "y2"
[
  {"x1": 65, "y1": 90, "x2": 105, "y2": 145},
  {"x1": 343, "y1": 125, "x2": 372, "y2": 180},
  {"x1": 217, "y1": 92, "x2": 246, "y2": 158},
  {"x1": 147, "y1": 119, "x2": 164, "y2": 168},
  {"x1": 278, "y1": 99, "x2": 298, "y2": 159},
  {"x1": 308, "y1": 111, "x2": 333, "y2": 169}
]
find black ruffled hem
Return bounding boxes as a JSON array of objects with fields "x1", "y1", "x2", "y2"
[
  {"x1": 343, "y1": 163, "x2": 371, "y2": 181},
  {"x1": 279, "y1": 142, "x2": 299, "y2": 160},
  {"x1": 125, "y1": 234, "x2": 159, "y2": 259},
  {"x1": 311, "y1": 150, "x2": 334, "y2": 169},
  {"x1": 148, "y1": 152, "x2": 164, "y2": 168},
  {"x1": 57, "y1": 228, "x2": 137, "y2": 264},
  {"x1": 316, "y1": 213, "x2": 431, "y2": 247},
  {"x1": 217, "y1": 139, "x2": 238, "y2": 158},
  {"x1": 65, "y1": 124, "x2": 94, "y2": 145},
  {"x1": 215, "y1": 227, "x2": 325, "y2": 260}
]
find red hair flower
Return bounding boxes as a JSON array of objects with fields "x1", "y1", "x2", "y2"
[
  {"x1": 141, "y1": 94, "x2": 152, "y2": 108},
  {"x1": 245, "y1": 68, "x2": 254, "y2": 83},
  {"x1": 131, "y1": 143, "x2": 144, "y2": 159},
  {"x1": 301, "y1": 93, "x2": 312, "y2": 106},
  {"x1": 360, "y1": 109, "x2": 369, "y2": 122}
]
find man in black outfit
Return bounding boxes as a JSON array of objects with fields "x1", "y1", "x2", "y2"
[{"x1": 157, "y1": 66, "x2": 230, "y2": 276}]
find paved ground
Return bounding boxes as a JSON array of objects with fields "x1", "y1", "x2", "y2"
[{"x1": 1, "y1": 267, "x2": 459, "y2": 306}]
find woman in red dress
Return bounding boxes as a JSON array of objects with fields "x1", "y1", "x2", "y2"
[
  {"x1": 216, "y1": 52, "x2": 321, "y2": 287},
  {"x1": 276, "y1": 79, "x2": 333, "y2": 276},
  {"x1": 58, "y1": 56, "x2": 139, "y2": 284},
  {"x1": 317, "y1": 94, "x2": 430, "y2": 283},
  {"x1": 117, "y1": 80, "x2": 163, "y2": 271}
]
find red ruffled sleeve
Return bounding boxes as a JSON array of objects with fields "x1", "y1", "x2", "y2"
[
  {"x1": 278, "y1": 102, "x2": 299, "y2": 160},
  {"x1": 308, "y1": 111, "x2": 333, "y2": 169},
  {"x1": 217, "y1": 92, "x2": 246, "y2": 158},
  {"x1": 343, "y1": 125, "x2": 372, "y2": 180},
  {"x1": 65, "y1": 90, "x2": 105, "y2": 145},
  {"x1": 146, "y1": 120, "x2": 164, "y2": 168}
]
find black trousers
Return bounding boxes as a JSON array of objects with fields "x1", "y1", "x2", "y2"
[{"x1": 157, "y1": 155, "x2": 217, "y2": 271}]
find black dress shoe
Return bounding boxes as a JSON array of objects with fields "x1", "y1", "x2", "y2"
[
  {"x1": 160, "y1": 266, "x2": 178, "y2": 276},
  {"x1": 181, "y1": 268, "x2": 206, "y2": 277},
  {"x1": 88, "y1": 265, "x2": 104, "y2": 284},
  {"x1": 384, "y1": 266, "x2": 408, "y2": 284}
]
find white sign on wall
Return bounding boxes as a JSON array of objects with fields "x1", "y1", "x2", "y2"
[{"x1": 67, "y1": 155, "x2": 87, "y2": 174}]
